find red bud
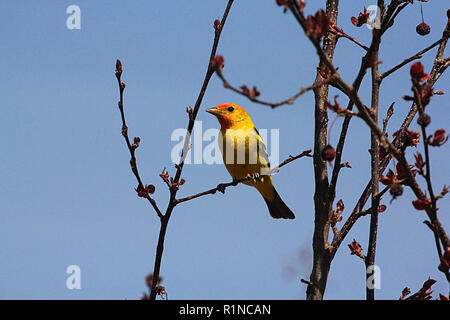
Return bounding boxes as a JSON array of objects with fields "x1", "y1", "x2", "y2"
[
  {"x1": 412, "y1": 198, "x2": 431, "y2": 210},
  {"x1": 321, "y1": 145, "x2": 336, "y2": 161},
  {"x1": 211, "y1": 55, "x2": 224, "y2": 72},
  {"x1": 306, "y1": 9, "x2": 331, "y2": 40},
  {"x1": 390, "y1": 183, "x2": 403, "y2": 198},
  {"x1": 145, "y1": 273, "x2": 162, "y2": 288},
  {"x1": 146, "y1": 184, "x2": 155, "y2": 194},
  {"x1": 410, "y1": 62, "x2": 430, "y2": 83},
  {"x1": 400, "y1": 287, "x2": 411, "y2": 300},
  {"x1": 417, "y1": 113, "x2": 431, "y2": 127},
  {"x1": 428, "y1": 129, "x2": 448, "y2": 147},
  {"x1": 351, "y1": 8, "x2": 370, "y2": 27},
  {"x1": 115, "y1": 59, "x2": 123, "y2": 77},
  {"x1": 213, "y1": 19, "x2": 221, "y2": 30},
  {"x1": 348, "y1": 239, "x2": 363, "y2": 256}
]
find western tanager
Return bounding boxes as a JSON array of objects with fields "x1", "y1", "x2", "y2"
[{"x1": 206, "y1": 103, "x2": 295, "y2": 219}]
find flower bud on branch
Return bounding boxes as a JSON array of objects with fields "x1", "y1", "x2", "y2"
[
  {"x1": 211, "y1": 55, "x2": 224, "y2": 73},
  {"x1": 428, "y1": 129, "x2": 448, "y2": 147},
  {"x1": 306, "y1": 9, "x2": 330, "y2": 40},
  {"x1": 351, "y1": 8, "x2": 370, "y2": 27},
  {"x1": 348, "y1": 239, "x2": 365, "y2": 261}
]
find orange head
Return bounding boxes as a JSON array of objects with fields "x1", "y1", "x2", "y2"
[{"x1": 206, "y1": 103, "x2": 254, "y2": 130}]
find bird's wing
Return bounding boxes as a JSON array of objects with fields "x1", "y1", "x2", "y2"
[{"x1": 254, "y1": 127, "x2": 271, "y2": 172}]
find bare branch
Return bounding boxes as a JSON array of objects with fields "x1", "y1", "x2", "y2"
[
  {"x1": 216, "y1": 71, "x2": 328, "y2": 108},
  {"x1": 320, "y1": 2, "x2": 450, "y2": 278},
  {"x1": 115, "y1": 60, "x2": 163, "y2": 219},
  {"x1": 286, "y1": 0, "x2": 340, "y2": 301},
  {"x1": 381, "y1": 37, "x2": 449, "y2": 79},
  {"x1": 148, "y1": 0, "x2": 235, "y2": 300},
  {"x1": 329, "y1": 22, "x2": 369, "y2": 51},
  {"x1": 327, "y1": 0, "x2": 409, "y2": 200}
]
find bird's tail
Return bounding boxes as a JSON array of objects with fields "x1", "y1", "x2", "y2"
[{"x1": 264, "y1": 189, "x2": 295, "y2": 219}]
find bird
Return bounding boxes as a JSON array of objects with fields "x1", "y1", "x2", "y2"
[{"x1": 206, "y1": 103, "x2": 295, "y2": 219}]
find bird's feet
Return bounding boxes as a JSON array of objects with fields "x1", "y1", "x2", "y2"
[
  {"x1": 245, "y1": 173, "x2": 261, "y2": 182},
  {"x1": 216, "y1": 183, "x2": 227, "y2": 194}
]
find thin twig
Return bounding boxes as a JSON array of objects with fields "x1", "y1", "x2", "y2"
[
  {"x1": 175, "y1": 150, "x2": 312, "y2": 205},
  {"x1": 327, "y1": 0, "x2": 406, "y2": 200},
  {"x1": 329, "y1": 23, "x2": 369, "y2": 51},
  {"x1": 148, "y1": 0, "x2": 235, "y2": 300},
  {"x1": 115, "y1": 61, "x2": 163, "y2": 219},
  {"x1": 381, "y1": 37, "x2": 448, "y2": 79},
  {"x1": 382, "y1": 102, "x2": 394, "y2": 134},
  {"x1": 358, "y1": 185, "x2": 391, "y2": 217},
  {"x1": 411, "y1": 81, "x2": 450, "y2": 282},
  {"x1": 338, "y1": 32, "x2": 369, "y2": 51},
  {"x1": 330, "y1": 3, "x2": 450, "y2": 268},
  {"x1": 216, "y1": 71, "x2": 328, "y2": 108}
]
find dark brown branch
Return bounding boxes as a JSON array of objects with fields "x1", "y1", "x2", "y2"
[
  {"x1": 328, "y1": 72, "x2": 450, "y2": 286},
  {"x1": 284, "y1": 0, "x2": 450, "y2": 299},
  {"x1": 329, "y1": 23, "x2": 369, "y2": 51},
  {"x1": 148, "y1": 0, "x2": 235, "y2": 300},
  {"x1": 359, "y1": 185, "x2": 391, "y2": 218},
  {"x1": 337, "y1": 32, "x2": 369, "y2": 51},
  {"x1": 381, "y1": 37, "x2": 448, "y2": 80},
  {"x1": 402, "y1": 278, "x2": 437, "y2": 300},
  {"x1": 288, "y1": 0, "x2": 408, "y2": 301},
  {"x1": 287, "y1": 0, "x2": 340, "y2": 301},
  {"x1": 330, "y1": 49, "x2": 449, "y2": 263},
  {"x1": 412, "y1": 86, "x2": 437, "y2": 213},
  {"x1": 411, "y1": 81, "x2": 450, "y2": 281},
  {"x1": 366, "y1": 24, "x2": 381, "y2": 299},
  {"x1": 305, "y1": 4, "x2": 450, "y2": 260},
  {"x1": 115, "y1": 61, "x2": 163, "y2": 219},
  {"x1": 175, "y1": 150, "x2": 312, "y2": 205},
  {"x1": 334, "y1": 64, "x2": 450, "y2": 268},
  {"x1": 331, "y1": 110, "x2": 420, "y2": 253},
  {"x1": 382, "y1": 103, "x2": 394, "y2": 134},
  {"x1": 216, "y1": 71, "x2": 328, "y2": 108},
  {"x1": 300, "y1": 278, "x2": 318, "y2": 288},
  {"x1": 431, "y1": 23, "x2": 450, "y2": 76},
  {"x1": 328, "y1": 0, "x2": 407, "y2": 200},
  {"x1": 172, "y1": 1, "x2": 234, "y2": 186}
]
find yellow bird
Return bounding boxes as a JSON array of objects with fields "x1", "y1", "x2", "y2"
[{"x1": 206, "y1": 103, "x2": 295, "y2": 219}]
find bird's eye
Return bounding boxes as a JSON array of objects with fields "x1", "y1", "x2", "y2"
[{"x1": 227, "y1": 106, "x2": 234, "y2": 112}]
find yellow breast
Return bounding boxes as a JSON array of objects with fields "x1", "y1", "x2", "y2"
[{"x1": 219, "y1": 127, "x2": 270, "y2": 181}]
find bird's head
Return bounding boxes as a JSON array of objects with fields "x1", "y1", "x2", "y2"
[{"x1": 206, "y1": 103, "x2": 253, "y2": 129}]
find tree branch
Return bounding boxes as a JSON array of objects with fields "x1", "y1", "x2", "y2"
[
  {"x1": 328, "y1": 0, "x2": 407, "y2": 200},
  {"x1": 147, "y1": 0, "x2": 235, "y2": 300},
  {"x1": 175, "y1": 150, "x2": 312, "y2": 205},
  {"x1": 216, "y1": 71, "x2": 328, "y2": 108},
  {"x1": 115, "y1": 61, "x2": 163, "y2": 219},
  {"x1": 287, "y1": 0, "x2": 340, "y2": 300},
  {"x1": 381, "y1": 37, "x2": 448, "y2": 80},
  {"x1": 366, "y1": 16, "x2": 382, "y2": 298}
]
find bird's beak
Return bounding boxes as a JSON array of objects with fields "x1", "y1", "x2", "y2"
[{"x1": 206, "y1": 107, "x2": 223, "y2": 117}]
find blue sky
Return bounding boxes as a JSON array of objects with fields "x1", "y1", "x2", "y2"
[{"x1": 0, "y1": 1, "x2": 448, "y2": 299}]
